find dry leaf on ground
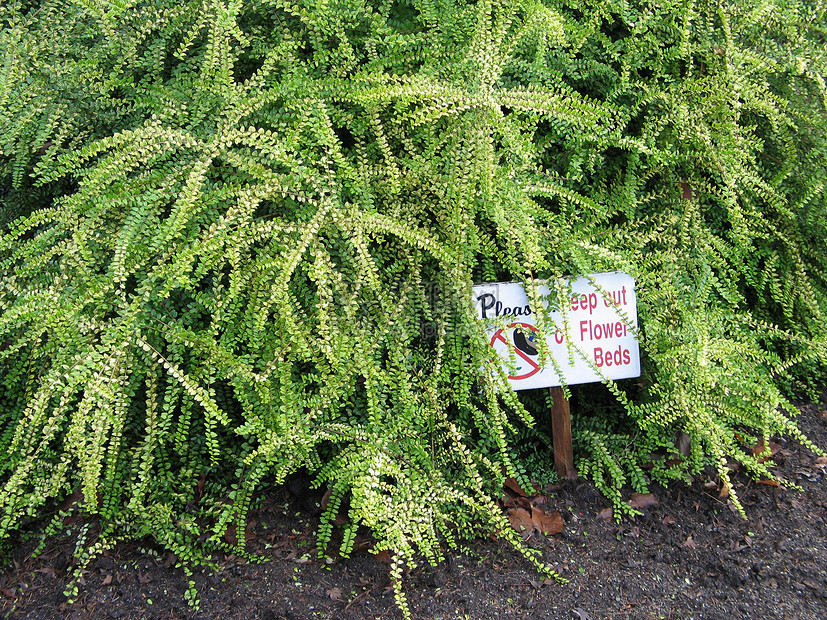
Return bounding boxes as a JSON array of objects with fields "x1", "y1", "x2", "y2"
[
  {"x1": 532, "y1": 509, "x2": 564, "y2": 535},
  {"x1": 507, "y1": 507, "x2": 534, "y2": 536},
  {"x1": 504, "y1": 477, "x2": 530, "y2": 497},
  {"x1": 506, "y1": 507, "x2": 563, "y2": 538},
  {"x1": 752, "y1": 441, "x2": 782, "y2": 463},
  {"x1": 629, "y1": 493, "x2": 659, "y2": 509},
  {"x1": 372, "y1": 549, "x2": 391, "y2": 564}
]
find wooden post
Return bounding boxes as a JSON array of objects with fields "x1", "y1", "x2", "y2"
[{"x1": 549, "y1": 386, "x2": 573, "y2": 479}]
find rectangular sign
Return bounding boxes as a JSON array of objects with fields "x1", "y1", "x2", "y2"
[{"x1": 473, "y1": 271, "x2": 640, "y2": 390}]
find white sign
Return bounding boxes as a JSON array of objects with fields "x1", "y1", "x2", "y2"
[{"x1": 473, "y1": 271, "x2": 640, "y2": 390}]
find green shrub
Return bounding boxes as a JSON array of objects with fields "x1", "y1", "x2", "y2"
[{"x1": 1, "y1": 0, "x2": 825, "y2": 614}]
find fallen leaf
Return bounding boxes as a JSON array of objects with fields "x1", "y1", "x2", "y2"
[
  {"x1": 102, "y1": 574, "x2": 113, "y2": 586},
  {"x1": 506, "y1": 507, "x2": 563, "y2": 538},
  {"x1": 680, "y1": 180, "x2": 692, "y2": 200},
  {"x1": 137, "y1": 571, "x2": 152, "y2": 585},
  {"x1": 682, "y1": 536, "x2": 697, "y2": 549},
  {"x1": 506, "y1": 507, "x2": 534, "y2": 538},
  {"x1": 35, "y1": 567, "x2": 55, "y2": 578},
  {"x1": 751, "y1": 441, "x2": 782, "y2": 463},
  {"x1": 756, "y1": 479, "x2": 780, "y2": 487},
  {"x1": 814, "y1": 456, "x2": 827, "y2": 468},
  {"x1": 327, "y1": 587, "x2": 345, "y2": 601},
  {"x1": 504, "y1": 477, "x2": 530, "y2": 497},
  {"x1": 629, "y1": 493, "x2": 659, "y2": 510},
  {"x1": 373, "y1": 549, "x2": 391, "y2": 564},
  {"x1": 662, "y1": 515, "x2": 677, "y2": 526},
  {"x1": 531, "y1": 509, "x2": 564, "y2": 536},
  {"x1": 572, "y1": 608, "x2": 594, "y2": 620},
  {"x1": 596, "y1": 507, "x2": 613, "y2": 521},
  {"x1": 223, "y1": 525, "x2": 238, "y2": 545},
  {"x1": 320, "y1": 487, "x2": 334, "y2": 512},
  {"x1": 676, "y1": 432, "x2": 691, "y2": 457},
  {"x1": 730, "y1": 540, "x2": 748, "y2": 552},
  {"x1": 58, "y1": 489, "x2": 84, "y2": 513},
  {"x1": 719, "y1": 481, "x2": 730, "y2": 499}
]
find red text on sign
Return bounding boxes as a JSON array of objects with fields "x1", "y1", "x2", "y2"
[
  {"x1": 594, "y1": 346, "x2": 632, "y2": 367},
  {"x1": 570, "y1": 286, "x2": 628, "y2": 315},
  {"x1": 579, "y1": 319, "x2": 629, "y2": 341}
]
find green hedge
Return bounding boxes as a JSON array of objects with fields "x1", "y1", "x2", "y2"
[{"x1": 1, "y1": 0, "x2": 825, "y2": 614}]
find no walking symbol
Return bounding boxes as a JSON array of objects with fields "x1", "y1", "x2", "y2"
[{"x1": 489, "y1": 322, "x2": 541, "y2": 380}]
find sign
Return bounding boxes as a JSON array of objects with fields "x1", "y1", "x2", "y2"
[{"x1": 473, "y1": 271, "x2": 640, "y2": 390}]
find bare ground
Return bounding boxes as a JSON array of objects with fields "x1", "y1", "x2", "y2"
[{"x1": 1, "y1": 397, "x2": 826, "y2": 620}]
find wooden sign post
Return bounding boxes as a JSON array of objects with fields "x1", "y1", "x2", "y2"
[
  {"x1": 473, "y1": 272, "x2": 640, "y2": 480},
  {"x1": 549, "y1": 387, "x2": 573, "y2": 478}
]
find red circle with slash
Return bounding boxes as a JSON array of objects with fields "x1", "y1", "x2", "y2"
[{"x1": 490, "y1": 322, "x2": 541, "y2": 380}]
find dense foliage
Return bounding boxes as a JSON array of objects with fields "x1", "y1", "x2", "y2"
[{"x1": 1, "y1": 0, "x2": 826, "y2": 613}]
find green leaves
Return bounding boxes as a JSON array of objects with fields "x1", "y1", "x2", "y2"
[{"x1": 0, "y1": 1, "x2": 826, "y2": 617}]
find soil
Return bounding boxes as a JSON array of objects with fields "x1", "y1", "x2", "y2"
[{"x1": 1, "y1": 398, "x2": 826, "y2": 620}]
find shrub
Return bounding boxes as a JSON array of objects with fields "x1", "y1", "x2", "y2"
[{"x1": 1, "y1": 0, "x2": 825, "y2": 614}]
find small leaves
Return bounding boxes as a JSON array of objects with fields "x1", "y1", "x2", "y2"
[{"x1": 0, "y1": 2, "x2": 826, "y2": 619}]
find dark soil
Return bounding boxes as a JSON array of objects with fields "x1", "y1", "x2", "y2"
[{"x1": 2, "y1": 400, "x2": 826, "y2": 620}]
